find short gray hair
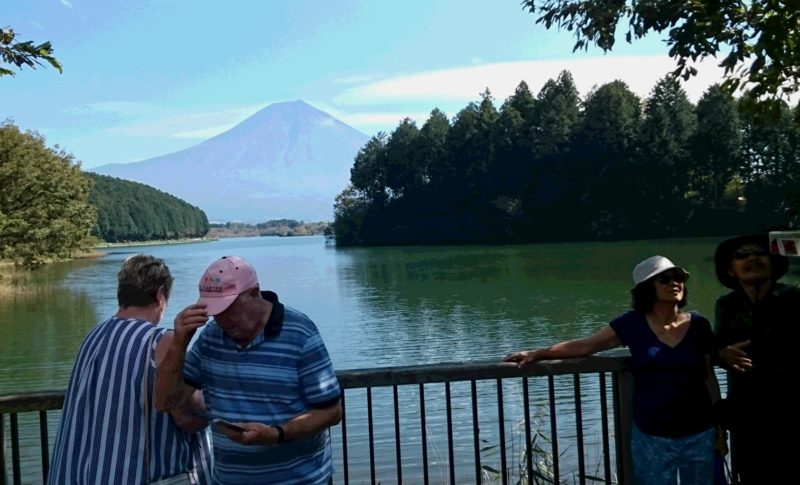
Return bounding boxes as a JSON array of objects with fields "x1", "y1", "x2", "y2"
[{"x1": 117, "y1": 254, "x2": 173, "y2": 307}]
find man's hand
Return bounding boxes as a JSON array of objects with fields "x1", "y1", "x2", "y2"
[
  {"x1": 718, "y1": 340, "x2": 752, "y2": 372},
  {"x1": 217, "y1": 421, "x2": 280, "y2": 446},
  {"x1": 217, "y1": 403, "x2": 342, "y2": 446},
  {"x1": 154, "y1": 306, "x2": 205, "y2": 412},
  {"x1": 503, "y1": 349, "x2": 543, "y2": 367},
  {"x1": 173, "y1": 304, "x2": 208, "y2": 348}
]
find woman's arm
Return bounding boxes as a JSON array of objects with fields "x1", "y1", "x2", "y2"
[
  {"x1": 705, "y1": 354, "x2": 729, "y2": 455},
  {"x1": 704, "y1": 354, "x2": 722, "y2": 405},
  {"x1": 503, "y1": 325, "x2": 621, "y2": 366}
]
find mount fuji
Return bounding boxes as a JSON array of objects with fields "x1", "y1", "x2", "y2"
[{"x1": 92, "y1": 100, "x2": 369, "y2": 222}]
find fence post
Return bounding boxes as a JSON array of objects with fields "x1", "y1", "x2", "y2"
[
  {"x1": 1, "y1": 413, "x2": 6, "y2": 485},
  {"x1": 613, "y1": 368, "x2": 634, "y2": 485}
]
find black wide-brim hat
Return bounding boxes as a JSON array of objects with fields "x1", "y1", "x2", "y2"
[{"x1": 714, "y1": 233, "x2": 790, "y2": 289}]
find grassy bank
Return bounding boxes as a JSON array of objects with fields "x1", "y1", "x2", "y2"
[
  {"x1": 94, "y1": 236, "x2": 218, "y2": 249},
  {"x1": 1, "y1": 237, "x2": 217, "y2": 295}
]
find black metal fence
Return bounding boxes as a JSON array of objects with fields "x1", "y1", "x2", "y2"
[{"x1": 1, "y1": 355, "x2": 635, "y2": 485}]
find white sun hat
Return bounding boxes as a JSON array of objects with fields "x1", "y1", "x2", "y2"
[{"x1": 632, "y1": 255, "x2": 690, "y2": 286}]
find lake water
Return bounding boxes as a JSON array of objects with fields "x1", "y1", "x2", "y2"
[{"x1": 2, "y1": 236, "x2": 796, "y2": 483}]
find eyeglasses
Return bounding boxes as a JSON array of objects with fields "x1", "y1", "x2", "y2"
[
  {"x1": 732, "y1": 247, "x2": 768, "y2": 260},
  {"x1": 654, "y1": 272, "x2": 687, "y2": 284}
]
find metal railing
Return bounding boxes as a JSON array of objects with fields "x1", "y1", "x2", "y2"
[
  {"x1": 2, "y1": 354, "x2": 635, "y2": 484},
  {"x1": 0, "y1": 392, "x2": 64, "y2": 485}
]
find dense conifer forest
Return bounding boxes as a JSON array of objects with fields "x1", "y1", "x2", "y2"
[
  {"x1": 88, "y1": 173, "x2": 209, "y2": 242},
  {"x1": 334, "y1": 73, "x2": 800, "y2": 246}
]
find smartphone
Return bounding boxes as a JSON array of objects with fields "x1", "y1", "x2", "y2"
[
  {"x1": 198, "y1": 412, "x2": 247, "y2": 432},
  {"x1": 210, "y1": 417, "x2": 246, "y2": 432}
]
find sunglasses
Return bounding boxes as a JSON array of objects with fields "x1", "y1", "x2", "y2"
[
  {"x1": 732, "y1": 247, "x2": 768, "y2": 260},
  {"x1": 654, "y1": 272, "x2": 687, "y2": 284}
]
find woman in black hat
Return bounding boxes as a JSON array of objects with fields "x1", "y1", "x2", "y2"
[
  {"x1": 505, "y1": 255, "x2": 722, "y2": 484},
  {"x1": 713, "y1": 233, "x2": 799, "y2": 484}
]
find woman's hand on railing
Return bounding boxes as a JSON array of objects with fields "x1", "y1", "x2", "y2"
[{"x1": 502, "y1": 349, "x2": 543, "y2": 367}]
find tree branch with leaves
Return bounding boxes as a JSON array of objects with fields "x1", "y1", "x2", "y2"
[
  {"x1": 521, "y1": 0, "x2": 800, "y2": 101},
  {"x1": 0, "y1": 122, "x2": 95, "y2": 268},
  {"x1": 1, "y1": 26, "x2": 62, "y2": 77}
]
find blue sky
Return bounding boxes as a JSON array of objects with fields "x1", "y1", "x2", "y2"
[{"x1": 3, "y1": 0, "x2": 727, "y2": 169}]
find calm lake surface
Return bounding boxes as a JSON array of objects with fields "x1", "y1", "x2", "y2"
[{"x1": 2, "y1": 236, "x2": 797, "y2": 483}]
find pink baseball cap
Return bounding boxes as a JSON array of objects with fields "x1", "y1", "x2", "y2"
[{"x1": 197, "y1": 256, "x2": 259, "y2": 315}]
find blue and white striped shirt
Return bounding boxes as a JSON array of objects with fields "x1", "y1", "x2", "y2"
[
  {"x1": 184, "y1": 292, "x2": 341, "y2": 484},
  {"x1": 49, "y1": 317, "x2": 211, "y2": 485}
]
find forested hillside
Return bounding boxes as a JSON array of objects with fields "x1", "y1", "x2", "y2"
[
  {"x1": 334, "y1": 72, "x2": 800, "y2": 246},
  {"x1": 88, "y1": 173, "x2": 209, "y2": 242},
  {"x1": 0, "y1": 122, "x2": 95, "y2": 268}
]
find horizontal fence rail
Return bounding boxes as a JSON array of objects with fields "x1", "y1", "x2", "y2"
[
  {"x1": 0, "y1": 392, "x2": 64, "y2": 485},
  {"x1": 2, "y1": 355, "x2": 635, "y2": 485}
]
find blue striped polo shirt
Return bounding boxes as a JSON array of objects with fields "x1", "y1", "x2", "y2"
[
  {"x1": 183, "y1": 291, "x2": 341, "y2": 484},
  {"x1": 48, "y1": 317, "x2": 211, "y2": 485}
]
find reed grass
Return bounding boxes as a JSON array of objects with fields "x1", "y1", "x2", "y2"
[{"x1": 0, "y1": 264, "x2": 56, "y2": 298}]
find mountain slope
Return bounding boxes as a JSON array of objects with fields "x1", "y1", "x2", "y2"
[
  {"x1": 88, "y1": 173, "x2": 208, "y2": 242},
  {"x1": 92, "y1": 100, "x2": 368, "y2": 222}
]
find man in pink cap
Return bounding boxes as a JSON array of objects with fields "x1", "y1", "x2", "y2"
[{"x1": 155, "y1": 255, "x2": 342, "y2": 484}]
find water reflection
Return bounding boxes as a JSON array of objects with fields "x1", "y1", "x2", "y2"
[
  {"x1": 331, "y1": 240, "x2": 733, "y2": 370},
  {"x1": 0, "y1": 260, "x2": 99, "y2": 393}
]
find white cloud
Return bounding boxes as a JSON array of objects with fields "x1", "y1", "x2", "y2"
[
  {"x1": 99, "y1": 102, "x2": 269, "y2": 138},
  {"x1": 334, "y1": 55, "x2": 727, "y2": 107},
  {"x1": 59, "y1": 0, "x2": 74, "y2": 9},
  {"x1": 341, "y1": 111, "x2": 437, "y2": 127},
  {"x1": 308, "y1": 100, "x2": 434, "y2": 132},
  {"x1": 57, "y1": 55, "x2": 737, "y2": 149},
  {"x1": 317, "y1": 55, "x2": 747, "y2": 136}
]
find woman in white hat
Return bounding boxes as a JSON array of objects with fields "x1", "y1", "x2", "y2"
[{"x1": 504, "y1": 255, "x2": 722, "y2": 485}]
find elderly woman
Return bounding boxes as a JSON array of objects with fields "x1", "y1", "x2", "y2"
[
  {"x1": 504, "y1": 255, "x2": 721, "y2": 485},
  {"x1": 49, "y1": 255, "x2": 211, "y2": 485}
]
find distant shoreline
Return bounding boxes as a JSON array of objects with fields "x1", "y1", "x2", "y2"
[
  {"x1": 0, "y1": 238, "x2": 218, "y2": 284},
  {"x1": 94, "y1": 237, "x2": 218, "y2": 249},
  {"x1": 208, "y1": 221, "x2": 330, "y2": 239}
]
